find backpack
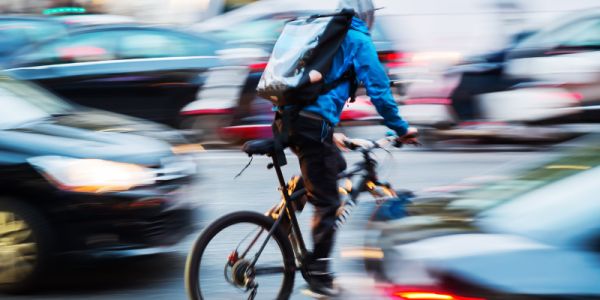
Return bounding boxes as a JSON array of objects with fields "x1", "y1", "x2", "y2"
[{"x1": 256, "y1": 9, "x2": 356, "y2": 107}]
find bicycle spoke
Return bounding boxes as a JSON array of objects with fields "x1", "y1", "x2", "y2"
[{"x1": 240, "y1": 228, "x2": 264, "y2": 259}]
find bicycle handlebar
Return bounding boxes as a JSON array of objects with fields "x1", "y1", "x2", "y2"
[{"x1": 342, "y1": 136, "x2": 396, "y2": 152}]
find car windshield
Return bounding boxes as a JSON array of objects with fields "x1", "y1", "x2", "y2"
[
  {"x1": 446, "y1": 137, "x2": 600, "y2": 214},
  {"x1": 479, "y1": 166, "x2": 600, "y2": 248},
  {"x1": 0, "y1": 76, "x2": 73, "y2": 129},
  {"x1": 474, "y1": 136, "x2": 600, "y2": 248}
]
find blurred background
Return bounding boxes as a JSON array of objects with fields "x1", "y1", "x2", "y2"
[{"x1": 1, "y1": 0, "x2": 600, "y2": 299}]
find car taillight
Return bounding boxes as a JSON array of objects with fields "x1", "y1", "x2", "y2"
[
  {"x1": 379, "y1": 51, "x2": 412, "y2": 68},
  {"x1": 248, "y1": 62, "x2": 268, "y2": 73},
  {"x1": 383, "y1": 285, "x2": 485, "y2": 300}
]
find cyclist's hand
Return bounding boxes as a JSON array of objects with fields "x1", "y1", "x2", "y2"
[
  {"x1": 333, "y1": 132, "x2": 350, "y2": 152},
  {"x1": 397, "y1": 127, "x2": 420, "y2": 146}
]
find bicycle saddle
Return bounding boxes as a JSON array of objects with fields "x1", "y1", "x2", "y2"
[{"x1": 243, "y1": 139, "x2": 276, "y2": 156}]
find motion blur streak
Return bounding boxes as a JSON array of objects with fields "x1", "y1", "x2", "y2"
[
  {"x1": 384, "y1": 286, "x2": 485, "y2": 300},
  {"x1": 340, "y1": 247, "x2": 384, "y2": 259},
  {"x1": 545, "y1": 164, "x2": 591, "y2": 170},
  {"x1": 1, "y1": 0, "x2": 600, "y2": 298}
]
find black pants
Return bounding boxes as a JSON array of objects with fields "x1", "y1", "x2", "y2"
[{"x1": 287, "y1": 114, "x2": 347, "y2": 267}]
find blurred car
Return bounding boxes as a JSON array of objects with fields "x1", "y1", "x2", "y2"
[
  {"x1": 400, "y1": 8, "x2": 600, "y2": 148},
  {"x1": 374, "y1": 134, "x2": 600, "y2": 299},
  {"x1": 0, "y1": 75, "x2": 200, "y2": 293},
  {"x1": 503, "y1": 7, "x2": 600, "y2": 123},
  {"x1": 0, "y1": 16, "x2": 68, "y2": 66},
  {"x1": 446, "y1": 30, "x2": 536, "y2": 121},
  {"x1": 195, "y1": 0, "x2": 409, "y2": 91},
  {"x1": 202, "y1": 0, "x2": 261, "y2": 20},
  {"x1": 5, "y1": 24, "x2": 223, "y2": 128},
  {"x1": 183, "y1": 0, "x2": 408, "y2": 144},
  {"x1": 53, "y1": 14, "x2": 138, "y2": 28}
]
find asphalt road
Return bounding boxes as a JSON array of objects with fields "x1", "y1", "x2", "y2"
[{"x1": 5, "y1": 147, "x2": 548, "y2": 300}]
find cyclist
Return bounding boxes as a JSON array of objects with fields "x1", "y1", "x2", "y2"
[{"x1": 280, "y1": 0, "x2": 418, "y2": 296}]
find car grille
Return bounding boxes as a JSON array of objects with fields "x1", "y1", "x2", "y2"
[{"x1": 141, "y1": 210, "x2": 195, "y2": 245}]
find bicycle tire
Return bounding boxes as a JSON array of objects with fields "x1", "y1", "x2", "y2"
[{"x1": 185, "y1": 211, "x2": 296, "y2": 300}]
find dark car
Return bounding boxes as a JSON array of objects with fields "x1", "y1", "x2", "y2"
[
  {"x1": 0, "y1": 16, "x2": 68, "y2": 66},
  {"x1": 182, "y1": 7, "x2": 405, "y2": 144},
  {"x1": 0, "y1": 75, "x2": 200, "y2": 293},
  {"x1": 5, "y1": 25, "x2": 223, "y2": 128},
  {"x1": 374, "y1": 134, "x2": 600, "y2": 299},
  {"x1": 447, "y1": 8, "x2": 600, "y2": 124}
]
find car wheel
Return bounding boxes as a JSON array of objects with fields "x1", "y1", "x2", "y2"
[
  {"x1": 0, "y1": 198, "x2": 54, "y2": 293},
  {"x1": 181, "y1": 115, "x2": 232, "y2": 144}
]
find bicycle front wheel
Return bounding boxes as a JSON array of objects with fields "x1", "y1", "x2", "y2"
[{"x1": 185, "y1": 211, "x2": 296, "y2": 300}]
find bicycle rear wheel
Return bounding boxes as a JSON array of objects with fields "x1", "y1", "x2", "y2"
[{"x1": 185, "y1": 211, "x2": 295, "y2": 300}]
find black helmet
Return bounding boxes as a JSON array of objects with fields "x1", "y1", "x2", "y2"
[{"x1": 338, "y1": 0, "x2": 375, "y2": 29}]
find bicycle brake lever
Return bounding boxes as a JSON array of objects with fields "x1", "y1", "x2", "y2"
[{"x1": 343, "y1": 140, "x2": 359, "y2": 151}]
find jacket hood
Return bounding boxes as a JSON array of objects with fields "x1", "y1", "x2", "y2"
[{"x1": 350, "y1": 17, "x2": 370, "y2": 35}]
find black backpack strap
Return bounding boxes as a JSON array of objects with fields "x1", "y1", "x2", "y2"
[
  {"x1": 271, "y1": 107, "x2": 302, "y2": 167},
  {"x1": 322, "y1": 66, "x2": 358, "y2": 102}
]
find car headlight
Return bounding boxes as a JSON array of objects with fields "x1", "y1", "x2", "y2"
[{"x1": 28, "y1": 156, "x2": 156, "y2": 193}]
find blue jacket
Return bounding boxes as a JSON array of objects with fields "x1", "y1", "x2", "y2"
[{"x1": 303, "y1": 17, "x2": 409, "y2": 136}]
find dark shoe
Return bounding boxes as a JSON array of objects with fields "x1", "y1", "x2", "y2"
[{"x1": 305, "y1": 274, "x2": 341, "y2": 298}]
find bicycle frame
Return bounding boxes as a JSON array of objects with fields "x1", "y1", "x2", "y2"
[{"x1": 246, "y1": 148, "x2": 398, "y2": 279}]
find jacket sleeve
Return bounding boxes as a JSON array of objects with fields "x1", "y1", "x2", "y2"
[{"x1": 352, "y1": 39, "x2": 409, "y2": 136}]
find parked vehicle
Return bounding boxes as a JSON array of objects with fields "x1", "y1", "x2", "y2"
[
  {"x1": 376, "y1": 134, "x2": 600, "y2": 299},
  {"x1": 0, "y1": 75, "x2": 200, "y2": 293},
  {"x1": 0, "y1": 16, "x2": 68, "y2": 66},
  {"x1": 5, "y1": 25, "x2": 223, "y2": 128}
]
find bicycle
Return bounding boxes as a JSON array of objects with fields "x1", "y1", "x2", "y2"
[{"x1": 185, "y1": 135, "x2": 415, "y2": 300}]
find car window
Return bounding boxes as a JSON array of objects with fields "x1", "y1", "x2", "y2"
[
  {"x1": 118, "y1": 30, "x2": 216, "y2": 58},
  {"x1": 372, "y1": 15, "x2": 405, "y2": 45},
  {"x1": 371, "y1": 21, "x2": 387, "y2": 43},
  {"x1": 0, "y1": 20, "x2": 67, "y2": 55},
  {"x1": 208, "y1": 18, "x2": 287, "y2": 44},
  {"x1": 560, "y1": 19, "x2": 600, "y2": 48},
  {"x1": 517, "y1": 17, "x2": 600, "y2": 50},
  {"x1": 223, "y1": 0, "x2": 259, "y2": 13},
  {"x1": 0, "y1": 77, "x2": 73, "y2": 129},
  {"x1": 14, "y1": 31, "x2": 118, "y2": 66}
]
